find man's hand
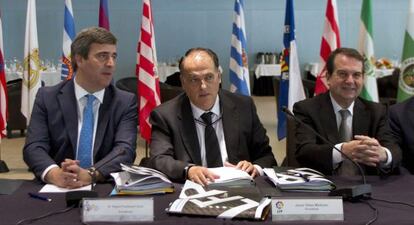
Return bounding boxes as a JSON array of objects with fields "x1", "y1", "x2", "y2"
[
  {"x1": 342, "y1": 135, "x2": 388, "y2": 167},
  {"x1": 224, "y1": 161, "x2": 258, "y2": 178},
  {"x1": 187, "y1": 166, "x2": 220, "y2": 186},
  {"x1": 61, "y1": 159, "x2": 93, "y2": 187},
  {"x1": 44, "y1": 167, "x2": 82, "y2": 189},
  {"x1": 44, "y1": 159, "x2": 93, "y2": 189}
]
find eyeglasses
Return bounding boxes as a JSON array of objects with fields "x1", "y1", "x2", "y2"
[
  {"x1": 334, "y1": 69, "x2": 363, "y2": 80},
  {"x1": 94, "y1": 52, "x2": 117, "y2": 63}
]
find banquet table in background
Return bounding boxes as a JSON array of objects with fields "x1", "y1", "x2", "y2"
[
  {"x1": 1, "y1": 175, "x2": 414, "y2": 225},
  {"x1": 157, "y1": 64, "x2": 179, "y2": 83},
  {"x1": 253, "y1": 64, "x2": 281, "y2": 96},
  {"x1": 6, "y1": 70, "x2": 62, "y2": 87}
]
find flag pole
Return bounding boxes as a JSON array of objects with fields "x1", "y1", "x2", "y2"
[{"x1": 0, "y1": 143, "x2": 9, "y2": 173}]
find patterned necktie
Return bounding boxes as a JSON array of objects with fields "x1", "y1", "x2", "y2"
[
  {"x1": 77, "y1": 94, "x2": 96, "y2": 168},
  {"x1": 201, "y1": 112, "x2": 223, "y2": 168},
  {"x1": 338, "y1": 109, "x2": 358, "y2": 176}
]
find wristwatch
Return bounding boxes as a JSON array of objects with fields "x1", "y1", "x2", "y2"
[
  {"x1": 183, "y1": 164, "x2": 194, "y2": 179},
  {"x1": 88, "y1": 167, "x2": 97, "y2": 183}
]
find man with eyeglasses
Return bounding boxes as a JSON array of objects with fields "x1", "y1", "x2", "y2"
[
  {"x1": 293, "y1": 47, "x2": 401, "y2": 176},
  {"x1": 23, "y1": 27, "x2": 137, "y2": 188},
  {"x1": 148, "y1": 47, "x2": 277, "y2": 185}
]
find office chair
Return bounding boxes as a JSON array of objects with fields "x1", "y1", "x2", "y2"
[
  {"x1": 159, "y1": 82, "x2": 183, "y2": 103},
  {"x1": 6, "y1": 79, "x2": 27, "y2": 138}
]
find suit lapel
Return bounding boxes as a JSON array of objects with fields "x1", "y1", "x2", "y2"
[
  {"x1": 57, "y1": 80, "x2": 78, "y2": 153},
  {"x1": 179, "y1": 97, "x2": 202, "y2": 165},
  {"x1": 220, "y1": 91, "x2": 239, "y2": 163},
  {"x1": 353, "y1": 98, "x2": 370, "y2": 136},
  {"x1": 320, "y1": 93, "x2": 340, "y2": 143},
  {"x1": 93, "y1": 86, "x2": 113, "y2": 156}
]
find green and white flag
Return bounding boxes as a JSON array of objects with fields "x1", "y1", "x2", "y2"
[
  {"x1": 397, "y1": 0, "x2": 414, "y2": 102},
  {"x1": 358, "y1": 0, "x2": 378, "y2": 102}
]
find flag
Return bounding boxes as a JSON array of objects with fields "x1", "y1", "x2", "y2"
[
  {"x1": 358, "y1": 0, "x2": 378, "y2": 102},
  {"x1": 229, "y1": 0, "x2": 250, "y2": 96},
  {"x1": 21, "y1": 0, "x2": 41, "y2": 123},
  {"x1": 314, "y1": 0, "x2": 341, "y2": 95},
  {"x1": 277, "y1": 0, "x2": 306, "y2": 140},
  {"x1": 136, "y1": 0, "x2": 161, "y2": 142},
  {"x1": 397, "y1": 0, "x2": 414, "y2": 102},
  {"x1": 0, "y1": 8, "x2": 7, "y2": 138},
  {"x1": 61, "y1": 0, "x2": 75, "y2": 80},
  {"x1": 99, "y1": 0, "x2": 110, "y2": 30}
]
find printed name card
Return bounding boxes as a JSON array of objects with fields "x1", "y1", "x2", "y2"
[
  {"x1": 82, "y1": 198, "x2": 154, "y2": 223},
  {"x1": 272, "y1": 197, "x2": 343, "y2": 221}
]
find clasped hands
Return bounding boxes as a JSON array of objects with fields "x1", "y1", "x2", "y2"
[
  {"x1": 341, "y1": 135, "x2": 388, "y2": 167},
  {"x1": 45, "y1": 159, "x2": 92, "y2": 189},
  {"x1": 187, "y1": 160, "x2": 258, "y2": 186}
]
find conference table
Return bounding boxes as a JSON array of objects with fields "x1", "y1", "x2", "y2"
[{"x1": 1, "y1": 175, "x2": 413, "y2": 225}]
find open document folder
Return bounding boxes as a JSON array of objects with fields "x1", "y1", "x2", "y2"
[
  {"x1": 110, "y1": 164, "x2": 174, "y2": 195},
  {"x1": 166, "y1": 180, "x2": 271, "y2": 220},
  {"x1": 207, "y1": 167, "x2": 255, "y2": 188},
  {"x1": 263, "y1": 167, "x2": 335, "y2": 192}
]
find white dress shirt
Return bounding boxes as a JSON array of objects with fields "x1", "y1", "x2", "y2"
[
  {"x1": 330, "y1": 94, "x2": 392, "y2": 168},
  {"x1": 190, "y1": 96, "x2": 264, "y2": 175},
  {"x1": 41, "y1": 78, "x2": 105, "y2": 181}
]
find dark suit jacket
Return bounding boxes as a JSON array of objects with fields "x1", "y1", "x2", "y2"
[
  {"x1": 23, "y1": 79, "x2": 138, "y2": 179},
  {"x1": 389, "y1": 97, "x2": 414, "y2": 173},
  {"x1": 148, "y1": 90, "x2": 277, "y2": 182},
  {"x1": 293, "y1": 92, "x2": 401, "y2": 175}
]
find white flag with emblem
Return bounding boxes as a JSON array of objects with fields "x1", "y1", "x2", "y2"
[{"x1": 21, "y1": 0, "x2": 41, "y2": 123}]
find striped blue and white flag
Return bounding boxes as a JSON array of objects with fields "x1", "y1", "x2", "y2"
[
  {"x1": 229, "y1": 0, "x2": 250, "y2": 95},
  {"x1": 277, "y1": 0, "x2": 306, "y2": 140},
  {"x1": 61, "y1": 0, "x2": 75, "y2": 80}
]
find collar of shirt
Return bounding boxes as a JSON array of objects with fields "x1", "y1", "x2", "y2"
[
  {"x1": 74, "y1": 77, "x2": 105, "y2": 104},
  {"x1": 329, "y1": 93, "x2": 354, "y2": 129},
  {"x1": 190, "y1": 95, "x2": 221, "y2": 119},
  {"x1": 329, "y1": 93, "x2": 355, "y2": 116}
]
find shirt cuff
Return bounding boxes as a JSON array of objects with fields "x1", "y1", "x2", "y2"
[
  {"x1": 332, "y1": 143, "x2": 344, "y2": 168},
  {"x1": 41, "y1": 164, "x2": 59, "y2": 183},
  {"x1": 380, "y1": 147, "x2": 392, "y2": 168},
  {"x1": 253, "y1": 164, "x2": 264, "y2": 176}
]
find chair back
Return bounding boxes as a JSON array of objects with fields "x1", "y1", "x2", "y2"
[
  {"x1": 6, "y1": 79, "x2": 27, "y2": 137},
  {"x1": 116, "y1": 77, "x2": 137, "y2": 96},
  {"x1": 286, "y1": 116, "x2": 300, "y2": 167},
  {"x1": 160, "y1": 82, "x2": 183, "y2": 103}
]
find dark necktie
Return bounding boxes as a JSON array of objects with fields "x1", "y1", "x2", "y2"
[
  {"x1": 77, "y1": 94, "x2": 96, "y2": 168},
  {"x1": 201, "y1": 112, "x2": 223, "y2": 168},
  {"x1": 338, "y1": 109, "x2": 358, "y2": 176}
]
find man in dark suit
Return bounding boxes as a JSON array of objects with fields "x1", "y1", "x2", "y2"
[
  {"x1": 149, "y1": 48, "x2": 277, "y2": 185},
  {"x1": 293, "y1": 47, "x2": 401, "y2": 175},
  {"x1": 23, "y1": 27, "x2": 137, "y2": 188},
  {"x1": 389, "y1": 97, "x2": 414, "y2": 173}
]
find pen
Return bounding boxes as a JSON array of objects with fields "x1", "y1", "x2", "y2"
[{"x1": 28, "y1": 192, "x2": 52, "y2": 202}]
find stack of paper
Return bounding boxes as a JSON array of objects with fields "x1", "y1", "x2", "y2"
[
  {"x1": 110, "y1": 164, "x2": 174, "y2": 195},
  {"x1": 166, "y1": 180, "x2": 271, "y2": 220},
  {"x1": 264, "y1": 167, "x2": 335, "y2": 192},
  {"x1": 207, "y1": 167, "x2": 255, "y2": 188}
]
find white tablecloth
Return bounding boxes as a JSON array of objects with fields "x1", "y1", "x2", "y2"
[
  {"x1": 157, "y1": 65, "x2": 179, "y2": 82},
  {"x1": 254, "y1": 64, "x2": 281, "y2": 78},
  {"x1": 6, "y1": 70, "x2": 62, "y2": 86},
  {"x1": 305, "y1": 62, "x2": 395, "y2": 78}
]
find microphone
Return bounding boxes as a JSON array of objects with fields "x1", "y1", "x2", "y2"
[
  {"x1": 65, "y1": 148, "x2": 126, "y2": 207},
  {"x1": 282, "y1": 106, "x2": 371, "y2": 201}
]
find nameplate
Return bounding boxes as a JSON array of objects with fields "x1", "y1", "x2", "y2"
[
  {"x1": 81, "y1": 197, "x2": 154, "y2": 223},
  {"x1": 272, "y1": 197, "x2": 343, "y2": 221}
]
